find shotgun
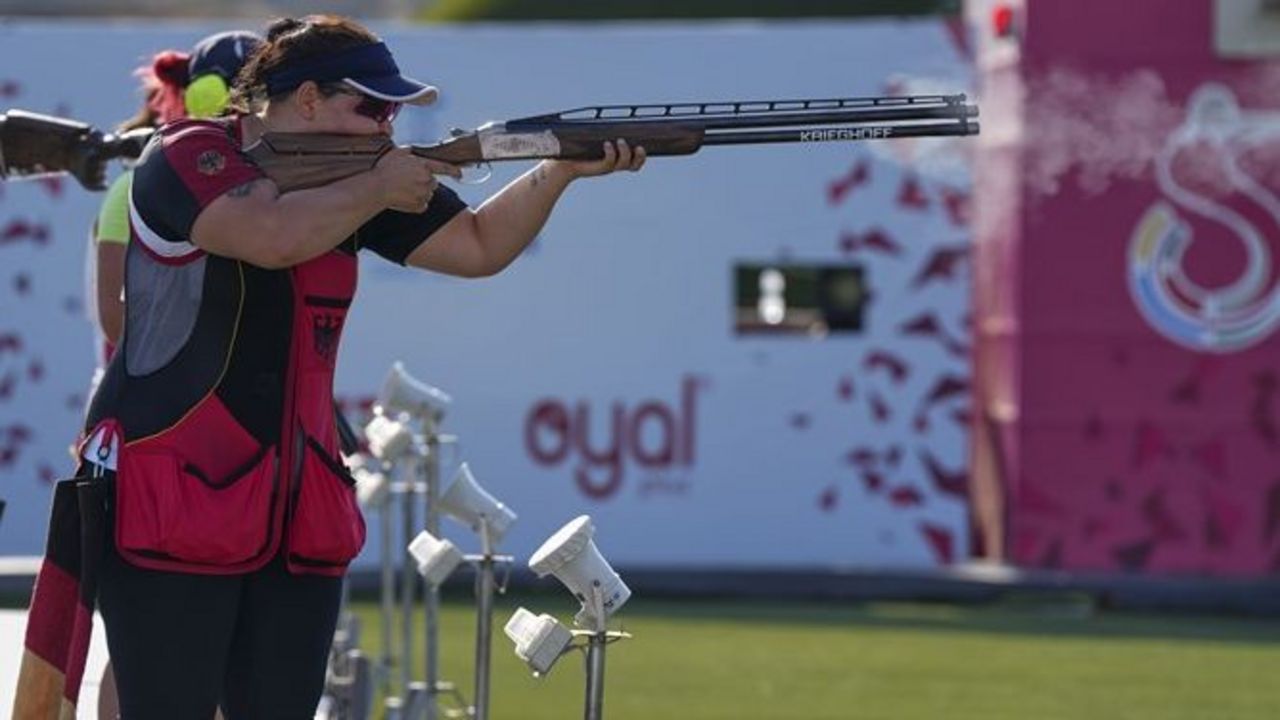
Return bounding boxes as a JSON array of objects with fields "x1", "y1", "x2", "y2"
[
  {"x1": 3, "y1": 94, "x2": 979, "y2": 192},
  {"x1": 0, "y1": 109, "x2": 152, "y2": 190},
  {"x1": 247, "y1": 93, "x2": 979, "y2": 190}
]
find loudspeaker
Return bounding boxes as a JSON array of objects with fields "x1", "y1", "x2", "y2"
[
  {"x1": 504, "y1": 607, "x2": 573, "y2": 675},
  {"x1": 438, "y1": 463, "x2": 517, "y2": 547},
  {"x1": 378, "y1": 361, "x2": 452, "y2": 422},
  {"x1": 529, "y1": 515, "x2": 630, "y2": 628},
  {"x1": 407, "y1": 529, "x2": 464, "y2": 586},
  {"x1": 352, "y1": 464, "x2": 391, "y2": 510},
  {"x1": 363, "y1": 413, "x2": 415, "y2": 462}
]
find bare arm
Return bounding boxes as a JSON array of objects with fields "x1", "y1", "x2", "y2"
[
  {"x1": 191, "y1": 174, "x2": 385, "y2": 269},
  {"x1": 192, "y1": 149, "x2": 437, "y2": 269},
  {"x1": 407, "y1": 140, "x2": 645, "y2": 277},
  {"x1": 95, "y1": 241, "x2": 126, "y2": 344}
]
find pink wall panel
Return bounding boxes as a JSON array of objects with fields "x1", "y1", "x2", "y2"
[{"x1": 975, "y1": 0, "x2": 1280, "y2": 575}]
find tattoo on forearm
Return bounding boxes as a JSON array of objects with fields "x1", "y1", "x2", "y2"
[{"x1": 529, "y1": 166, "x2": 550, "y2": 188}]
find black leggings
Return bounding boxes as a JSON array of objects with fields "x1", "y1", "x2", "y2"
[{"x1": 97, "y1": 541, "x2": 342, "y2": 719}]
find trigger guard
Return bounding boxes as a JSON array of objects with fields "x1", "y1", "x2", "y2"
[{"x1": 459, "y1": 162, "x2": 493, "y2": 185}]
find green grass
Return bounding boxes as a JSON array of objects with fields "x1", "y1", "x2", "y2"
[{"x1": 346, "y1": 594, "x2": 1280, "y2": 719}]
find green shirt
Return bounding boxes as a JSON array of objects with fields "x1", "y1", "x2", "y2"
[{"x1": 96, "y1": 171, "x2": 132, "y2": 246}]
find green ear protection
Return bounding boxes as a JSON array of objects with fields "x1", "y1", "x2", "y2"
[{"x1": 184, "y1": 73, "x2": 231, "y2": 119}]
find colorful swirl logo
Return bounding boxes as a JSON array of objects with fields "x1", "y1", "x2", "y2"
[{"x1": 1129, "y1": 84, "x2": 1280, "y2": 353}]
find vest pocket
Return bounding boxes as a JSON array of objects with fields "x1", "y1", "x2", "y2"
[
  {"x1": 116, "y1": 445, "x2": 277, "y2": 566},
  {"x1": 287, "y1": 435, "x2": 366, "y2": 568}
]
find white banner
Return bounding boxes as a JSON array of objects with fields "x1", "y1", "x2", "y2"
[{"x1": 0, "y1": 19, "x2": 974, "y2": 569}]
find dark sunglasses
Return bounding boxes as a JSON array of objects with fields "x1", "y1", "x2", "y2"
[
  {"x1": 353, "y1": 94, "x2": 401, "y2": 124},
  {"x1": 324, "y1": 85, "x2": 401, "y2": 123}
]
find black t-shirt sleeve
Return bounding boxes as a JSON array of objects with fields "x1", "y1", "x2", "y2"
[
  {"x1": 130, "y1": 120, "x2": 264, "y2": 258},
  {"x1": 355, "y1": 184, "x2": 469, "y2": 265}
]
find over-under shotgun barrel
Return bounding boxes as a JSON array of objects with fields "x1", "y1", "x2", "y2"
[{"x1": 411, "y1": 93, "x2": 979, "y2": 164}]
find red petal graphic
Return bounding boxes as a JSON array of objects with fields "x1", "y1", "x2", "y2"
[
  {"x1": 827, "y1": 159, "x2": 871, "y2": 206},
  {"x1": 897, "y1": 174, "x2": 930, "y2": 210},
  {"x1": 920, "y1": 522, "x2": 954, "y2": 563},
  {"x1": 863, "y1": 350, "x2": 910, "y2": 384},
  {"x1": 921, "y1": 375, "x2": 971, "y2": 408},
  {"x1": 837, "y1": 376, "x2": 855, "y2": 401},
  {"x1": 818, "y1": 485, "x2": 839, "y2": 512},
  {"x1": 920, "y1": 450, "x2": 968, "y2": 498},
  {"x1": 846, "y1": 448, "x2": 877, "y2": 468},
  {"x1": 911, "y1": 246, "x2": 969, "y2": 288},
  {"x1": 870, "y1": 393, "x2": 891, "y2": 423},
  {"x1": 939, "y1": 185, "x2": 971, "y2": 226},
  {"x1": 888, "y1": 486, "x2": 923, "y2": 507},
  {"x1": 839, "y1": 227, "x2": 902, "y2": 257},
  {"x1": 899, "y1": 313, "x2": 968, "y2": 356}
]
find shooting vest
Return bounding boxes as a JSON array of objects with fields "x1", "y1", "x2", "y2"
[
  {"x1": 86, "y1": 119, "x2": 365, "y2": 576},
  {"x1": 88, "y1": 245, "x2": 364, "y2": 577}
]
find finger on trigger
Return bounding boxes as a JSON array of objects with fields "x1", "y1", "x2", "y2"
[{"x1": 424, "y1": 159, "x2": 461, "y2": 179}]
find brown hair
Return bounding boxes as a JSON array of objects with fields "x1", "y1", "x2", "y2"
[{"x1": 229, "y1": 15, "x2": 379, "y2": 113}]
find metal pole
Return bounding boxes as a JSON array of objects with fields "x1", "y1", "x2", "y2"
[
  {"x1": 422, "y1": 423, "x2": 443, "y2": 720},
  {"x1": 583, "y1": 583, "x2": 610, "y2": 720},
  {"x1": 331, "y1": 576, "x2": 354, "y2": 717},
  {"x1": 405, "y1": 681, "x2": 430, "y2": 720},
  {"x1": 379, "y1": 478, "x2": 395, "y2": 698},
  {"x1": 400, "y1": 456, "x2": 419, "y2": 697},
  {"x1": 338, "y1": 575, "x2": 351, "y2": 625},
  {"x1": 473, "y1": 517, "x2": 495, "y2": 720},
  {"x1": 583, "y1": 634, "x2": 607, "y2": 720},
  {"x1": 348, "y1": 651, "x2": 374, "y2": 720}
]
